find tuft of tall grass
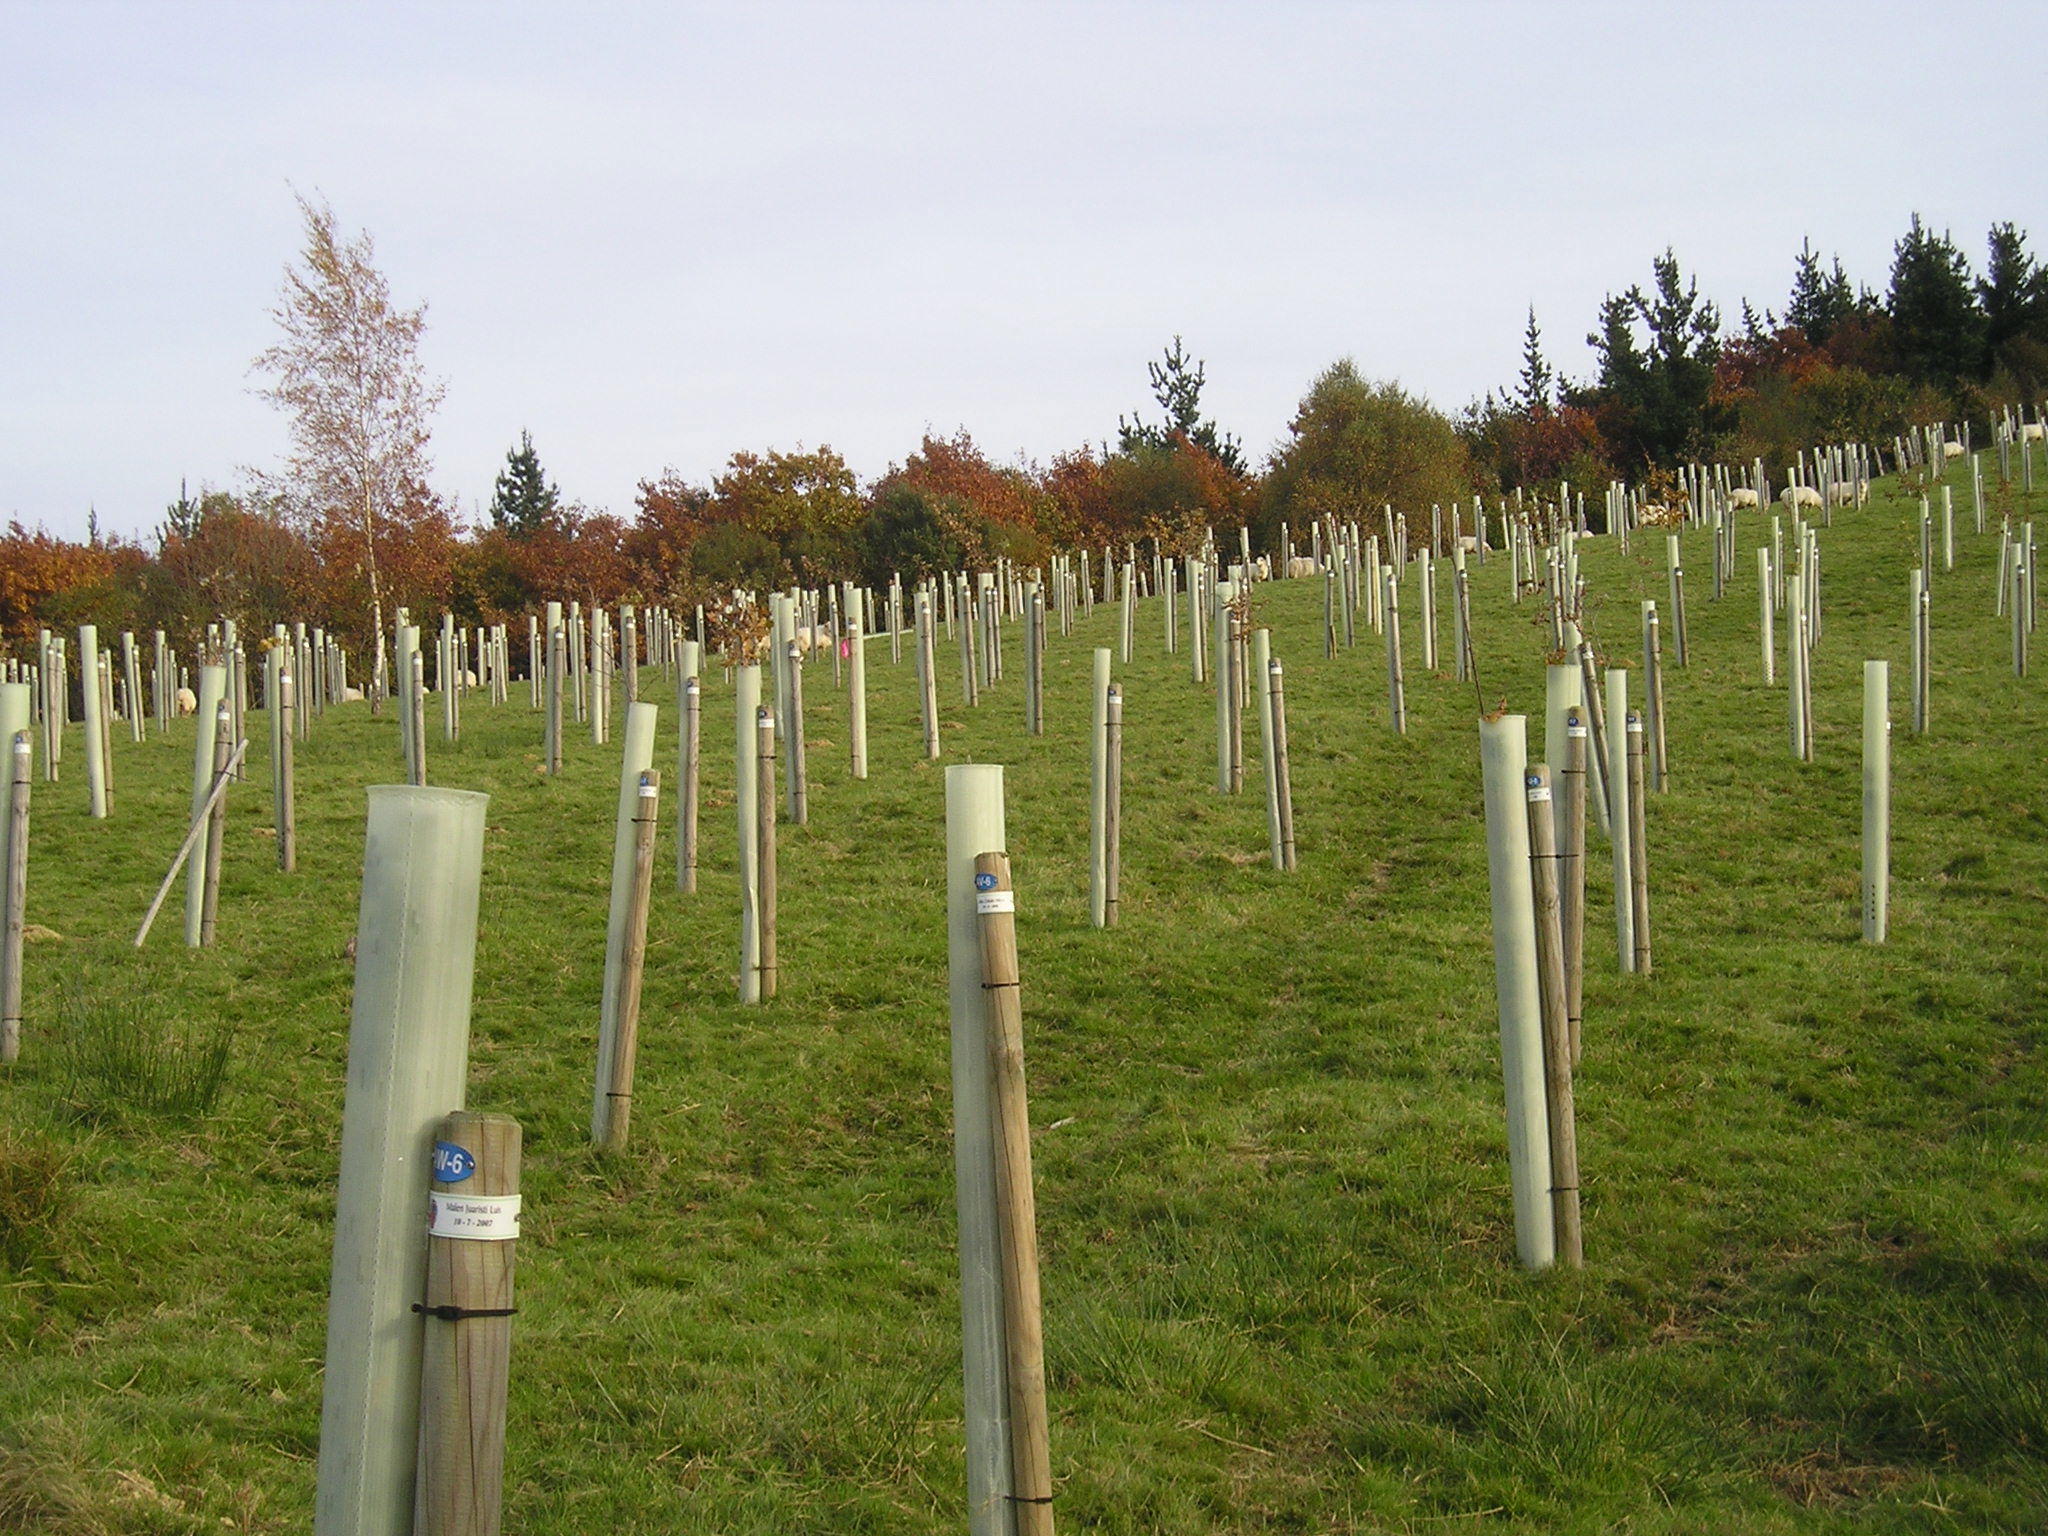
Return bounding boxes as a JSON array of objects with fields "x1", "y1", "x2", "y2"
[
  {"x1": 0, "y1": 1129, "x2": 69, "y2": 1269},
  {"x1": 50, "y1": 960, "x2": 234, "y2": 1123}
]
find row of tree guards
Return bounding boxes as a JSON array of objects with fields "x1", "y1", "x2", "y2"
[{"x1": 2, "y1": 429, "x2": 2031, "y2": 1530}]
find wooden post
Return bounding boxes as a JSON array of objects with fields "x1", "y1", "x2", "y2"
[
  {"x1": 1104, "y1": 685, "x2": 1122, "y2": 929},
  {"x1": 1523, "y1": 764, "x2": 1582, "y2": 1268},
  {"x1": 1269, "y1": 659, "x2": 1296, "y2": 871},
  {"x1": 599, "y1": 773, "x2": 660, "y2": 1150},
  {"x1": 680, "y1": 677, "x2": 701, "y2": 894},
  {"x1": 971, "y1": 850, "x2": 1053, "y2": 1534},
  {"x1": 414, "y1": 1111, "x2": 521, "y2": 1536},
  {"x1": 1626, "y1": 712, "x2": 1651, "y2": 975},
  {"x1": 199, "y1": 702, "x2": 232, "y2": 947},
  {"x1": 1, "y1": 731, "x2": 28, "y2": 1063},
  {"x1": 756, "y1": 706, "x2": 778, "y2": 1000},
  {"x1": 279, "y1": 673, "x2": 297, "y2": 873}
]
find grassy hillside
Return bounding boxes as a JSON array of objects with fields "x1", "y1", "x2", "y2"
[{"x1": 3, "y1": 471, "x2": 2044, "y2": 1533}]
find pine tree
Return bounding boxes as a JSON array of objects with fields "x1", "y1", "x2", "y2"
[
  {"x1": 490, "y1": 429, "x2": 560, "y2": 538},
  {"x1": 1118, "y1": 336, "x2": 1247, "y2": 474},
  {"x1": 1787, "y1": 238, "x2": 1858, "y2": 346},
  {"x1": 1978, "y1": 222, "x2": 2048, "y2": 390},
  {"x1": 1516, "y1": 308, "x2": 1553, "y2": 416},
  {"x1": 1888, "y1": 213, "x2": 1986, "y2": 389}
]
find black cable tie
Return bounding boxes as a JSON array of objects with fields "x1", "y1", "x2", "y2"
[
  {"x1": 1007, "y1": 1494, "x2": 1055, "y2": 1505},
  {"x1": 412, "y1": 1303, "x2": 518, "y2": 1322}
]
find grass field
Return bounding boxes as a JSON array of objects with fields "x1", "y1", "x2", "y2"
[{"x1": 3, "y1": 471, "x2": 2045, "y2": 1533}]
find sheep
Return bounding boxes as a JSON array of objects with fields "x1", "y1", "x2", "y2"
[
  {"x1": 174, "y1": 686, "x2": 197, "y2": 716},
  {"x1": 1779, "y1": 485, "x2": 1823, "y2": 511},
  {"x1": 1287, "y1": 556, "x2": 1320, "y2": 579},
  {"x1": 341, "y1": 686, "x2": 364, "y2": 703},
  {"x1": 2022, "y1": 423, "x2": 2045, "y2": 443},
  {"x1": 1828, "y1": 480, "x2": 1868, "y2": 507},
  {"x1": 1728, "y1": 488, "x2": 1760, "y2": 511},
  {"x1": 1944, "y1": 440, "x2": 1964, "y2": 460}
]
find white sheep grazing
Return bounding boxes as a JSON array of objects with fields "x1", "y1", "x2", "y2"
[
  {"x1": 174, "y1": 686, "x2": 197, "y2": 716},
  {"x1": 1287, "y1": 556, "x2": 1320, "y2": 579},
  {"x1": 2023, "y1": 423, "x2": 2045, "y2": 443},
  {"x1": 1944, "y1": 441, "x2": 1964, "y2": 460},
  {"x1": 1780, "y1": 485, "x2": 1823, "y2": 511},
  {"x1": 1828, "y1": 480, "x2": 1867, "y2": 507},
  {"x1": 341, "y1": 686, "x2": 364, "y2": 703},
  {"x1": 1729, "y1": 488, "x2": 1760, "y2": 511}
]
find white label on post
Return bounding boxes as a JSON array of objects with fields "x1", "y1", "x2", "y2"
[
  {"x1": 975, "y1": 890, "x2": 1015, "y2": 915},
  {"x1": 1525, "y1": 785, "x2": 1552, "y2": 803},
  {"x1": 428, "y1": 1193, "x2": 521, "y2": 1240},
  {"x1": 1567, "y1": 725, "x2": 1588, "y2": 738}
]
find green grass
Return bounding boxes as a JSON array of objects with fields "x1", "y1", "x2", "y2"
[{"x1": 2, "y1": 470, "x2": 2045, "y2": 1532}]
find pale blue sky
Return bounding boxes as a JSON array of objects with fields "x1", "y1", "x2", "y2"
[{"x1": 2, "y1": 0, "x2": 2036, "y2": 541}]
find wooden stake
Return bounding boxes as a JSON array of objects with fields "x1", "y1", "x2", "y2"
[
  {"x1": 1523, "y1": 764, "x2": 1582, "y2": 1267},
  {"x1": 414, "y1": 1110, "x2": 521, "y2": 1536},
  {"x1": 600, "y1": 773, "x2": 660, "y2": 1150},
  {"x1": 756, "y1": 707, "x2": 778, "y2": 1000},
  {"x1": 971, "y1": 852, "x2": 1056, "y2": 1536}
]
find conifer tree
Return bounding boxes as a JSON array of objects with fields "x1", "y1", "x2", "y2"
[
  {"x1": 490, "y1": 429, "x2": 560, "y2": 538},
  {"x1": 1888, "y1": 214, "x2": 1986, "y2": 389}
]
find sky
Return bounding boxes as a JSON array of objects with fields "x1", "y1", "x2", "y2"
[{"x1": 2, "y1": 0, "x2": 2038, "y2": 544}]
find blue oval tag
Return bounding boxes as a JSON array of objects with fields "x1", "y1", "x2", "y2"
[
  {"x1": 974, "y1": 872, "x2": 998, "y2": 891},
  {"x1": 432, "y1": 1141, "x2": 476, "y2": 1183}
]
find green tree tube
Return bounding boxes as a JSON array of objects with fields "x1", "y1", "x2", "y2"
[
  {"x1": 183, "y1": 664, "x2": 226, "y2": 947},
  {"x1": 314, "y1": 785, "x2": 487, "y2": 1536},
  {"x1": 592, "y1": 701, "x2": 658, "y2": 1140},
  {"x1": 1088, "y1": 648, "x2": 1112, "y2": 928},
  {"x1": 1478, "y1": 714, "x2": 1555, "y2": 1270},
  {"x1": 78, "y1": 624, "x2": 106, "y2": 818},
  {"x1": 944, "y1": 764, "x2": 1015, "y2": 1533},
  {"x1": 736, "y1": 664, "x2": 762, "y2": 1002}
]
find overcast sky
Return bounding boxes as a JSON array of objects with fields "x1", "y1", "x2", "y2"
[{"x1": 2, "y1": 1, "x2": 2036, "y2": 543}]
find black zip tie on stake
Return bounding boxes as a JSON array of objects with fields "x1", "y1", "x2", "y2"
[
  {"x1": 1007, "y1": 1495, "x2": 1055, "y2": 1506},
  {"x1": 412, "y1": 1303, "x2": 518, "y2": 1322}
]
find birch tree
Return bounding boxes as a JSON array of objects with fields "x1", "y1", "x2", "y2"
[{"x1": 253, "y1": 193, "x2": 443, "y2": 707}]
